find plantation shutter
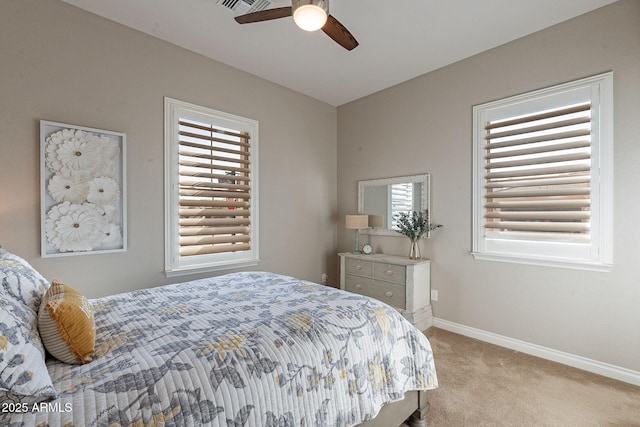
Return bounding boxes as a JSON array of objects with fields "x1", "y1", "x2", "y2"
[
  {"x1": 483, "y1": 102, "x2": 592, "y2": 240},
  {"x1": 390, "y1": 182, "x2": 413, "y2": 229},
  {"x1": 178, "y1": 119, "x2": 251, "y2": 257}
]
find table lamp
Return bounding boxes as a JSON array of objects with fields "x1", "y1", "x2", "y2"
[
  {"x1": 368, "y1": 215, "x2": 383, "y2": 229},
  {"x1": 345, "y1": 215, "x2": 369, "y2": 254}
]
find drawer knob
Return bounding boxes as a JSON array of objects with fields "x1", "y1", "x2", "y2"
[
  {"x1": 385, "y1": 291, "x2": 393, "y2": 298},
  {"x1": 385, "y1": 270, "x2": 393, "y2": 276},
  {"x1": 355, "y1": 284, "x2": 362, "y2": 290},
  {"x1": 355, "y1": 265, "x2": 362, "y2": 270}
]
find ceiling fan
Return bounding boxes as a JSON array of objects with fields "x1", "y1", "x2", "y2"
[{"x1": 234, "y1": 0, "x2": 358, "y2": 51}]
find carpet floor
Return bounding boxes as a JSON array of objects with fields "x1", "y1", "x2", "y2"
[{"x1": 420, "y1": 327, "x2": 640, "y2": 427}]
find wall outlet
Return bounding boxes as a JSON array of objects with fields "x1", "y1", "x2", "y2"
[
  {"x1": 321, "y1": 273, "x2": 328, "y2": 284},
  {"x1": 431, "y1": 290, "x2": 439, "y2": 301}
]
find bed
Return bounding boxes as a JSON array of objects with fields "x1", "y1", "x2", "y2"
[{"x1": 0, "y1": 248, "x2": 437, "y2": 426}]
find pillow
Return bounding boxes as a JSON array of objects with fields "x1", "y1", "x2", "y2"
[
  {"x1": 38, "y1": 280, "x2": 95, "y2": 364},
  {"x1": 0, "y1": 248, "x2": 57, "y2": 403}
]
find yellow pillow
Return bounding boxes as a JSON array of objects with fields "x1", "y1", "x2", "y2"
[{"x1": 38, "y1": 280, "x2": 95, "y2": 364}]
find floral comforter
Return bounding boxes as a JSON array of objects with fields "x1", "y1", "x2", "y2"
[{"x1": 1, "y1": 271, "x2": 437, "y2": 427}]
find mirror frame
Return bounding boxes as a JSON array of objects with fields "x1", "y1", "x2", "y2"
[{"x1": 358, "y1": 174, "x2": 431, "y2": 236}]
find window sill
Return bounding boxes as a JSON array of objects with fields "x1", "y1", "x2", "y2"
[
  {"x1": 471, "y1": 252, "x2": 612, "y2": 272},
  {"x1": 165, "y1": 259, "x2": 260, "y2": 278}
]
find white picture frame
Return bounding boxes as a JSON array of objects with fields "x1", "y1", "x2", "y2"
[{"x1": 40, "y1": 120, "x2": 127, "y2": 257}]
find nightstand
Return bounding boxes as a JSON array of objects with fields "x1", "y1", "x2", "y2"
[{"x1": 338, "y1": 252, "x2": 432, "y2": 330}]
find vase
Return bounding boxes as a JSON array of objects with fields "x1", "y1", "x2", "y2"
[{"x1": 408, "y1": 238, "x2": 421, "y2": 260}]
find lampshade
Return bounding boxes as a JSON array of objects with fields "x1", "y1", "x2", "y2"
[
  {"x1": 368, "y1": 215, "x2": 384, "y2": 228},
  {"x1": 292, "y1": 0, "x2": 328, "y2": 32},
  {"x1": 345, "y1": 215, "x2": 368, "y2": 229}
]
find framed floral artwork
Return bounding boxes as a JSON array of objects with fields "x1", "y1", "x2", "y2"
[{"x1": 40, "y1": 121, "x2": 127, "y2": 257}]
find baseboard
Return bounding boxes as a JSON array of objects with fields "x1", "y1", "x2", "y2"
[{"x1": 432, "y1": 318, "x2": 640, "y2": 387}]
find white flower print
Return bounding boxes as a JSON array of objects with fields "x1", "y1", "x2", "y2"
[
  {"x1": 47, "y1": 175, "x2": 88, "y2": 204},
  {"x1": 95, "y1": 160, "x2": 117, "y2": 178},
  {"x1": 43, "y1": 126, "x2": 123, "y2": 253},
  {"x1": 99, "y1": 204, "x2": 120, "y2": 224},
  {"x1": 98, "y1": 135, "x2": 120, "y2": 160},
  {"x1": 57, "y1": 137, "x2": 101, "y2": 179},
  {"x1": 96, "y1": 222, "x2": 122, "y2": 249},
  {"x1": 87, "y1": 177, "x2": 120, "y2": 206},
  {"x1": 46, "y1": 202, "x2": 107, "y2": 252},
  {"x1": 88, "y1": 134, "x2": 119, "y2": 177},
  {"x1": 45, "y1": 128, "x2": 78, "y2": 173}
]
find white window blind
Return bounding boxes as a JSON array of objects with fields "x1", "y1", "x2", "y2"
[
  {"x1": 390, "y1": 182, "x2": 413, "y2": 229},
  {"x1": 178, "y1": 120, "x2": 251, "y2": 256},
  {"x1": 165, "y1": 98, "x2": 259, "y2": 276},
  {"x1": 472, "y1": 73, "x2": 613, "y2": 270},
  {"x1": 483, "y1": 102, "x2": 592, "y2": 239}
]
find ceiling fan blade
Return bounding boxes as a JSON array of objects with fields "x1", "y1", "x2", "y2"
[
  {"x1": 322, "y1": 15, "x2": 358, "y2": 51},
  {"x1": 234, "y1": 7, "x2": 293, "y2": 24}
]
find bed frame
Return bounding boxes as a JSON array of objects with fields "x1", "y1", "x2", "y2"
[{"x1": 360, "y1": 391, "x2": 429, "y2": 427}]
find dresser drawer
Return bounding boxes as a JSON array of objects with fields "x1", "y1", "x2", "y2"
[
  {"x1": 344, "y1": 258, "x2": 373, "y2": 276},
  {"x1": 340, "y1": 252, "x2": 432, "y2": 330},
  {"x1": 344, "y1": 275, "x2": 406, "y2": 309},
  {"x1": 373, "y1": 262, "x2": 406, "y2": 284}
]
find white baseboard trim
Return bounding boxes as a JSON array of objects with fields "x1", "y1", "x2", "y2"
[{"x1": 432, "y1": 317, "x2": 640, "y2": 387}]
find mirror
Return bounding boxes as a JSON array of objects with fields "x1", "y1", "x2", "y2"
[{"x1": 358, "y1": 174, "x2": 431, "y2": 236}]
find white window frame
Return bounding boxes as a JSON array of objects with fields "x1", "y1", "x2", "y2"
[
  {"x1": 164, "y1": 98, "x2": 259, "y2": 277},
  {"x1": 472, "y1": 73, "x2": 613, "y2": 271}
]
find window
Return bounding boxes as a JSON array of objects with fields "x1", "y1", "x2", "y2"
[
  {"x1": 390, "y1": 182, "x2": 414, "y2": 229},
  {"x1": 472, "y1": 73, "x2": 613, "y2": 271},
  {"x1": 164, "y1": 98, "x2": 259, "y2": 276}
]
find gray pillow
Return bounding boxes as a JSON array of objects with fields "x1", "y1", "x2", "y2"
[{"x1": 0, "y1": 248, "x2": 57, "y2": 403}]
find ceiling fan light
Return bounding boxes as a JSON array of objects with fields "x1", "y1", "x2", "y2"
[{"x1": 293, "y1": 1, "x2": 328, "y2": 32}]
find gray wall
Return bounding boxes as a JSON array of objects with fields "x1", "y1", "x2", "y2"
[
  {"x1": 337, "y1": 0, "x2": 640, "y2": 372},
  {"x1": 0, "y1": 0, "x2": 338, "y2": 297},
  {"x1": 2, "y1": 0, "x2": 638, "y2": 378}
]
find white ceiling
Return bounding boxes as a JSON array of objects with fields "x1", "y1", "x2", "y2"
[{"x1": 61, "y1": 0, "x2": 617, "y2": 106}]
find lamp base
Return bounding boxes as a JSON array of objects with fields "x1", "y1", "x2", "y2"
[{"x1": 353, "y1": 229, "x2": 362, "y2": 255}]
